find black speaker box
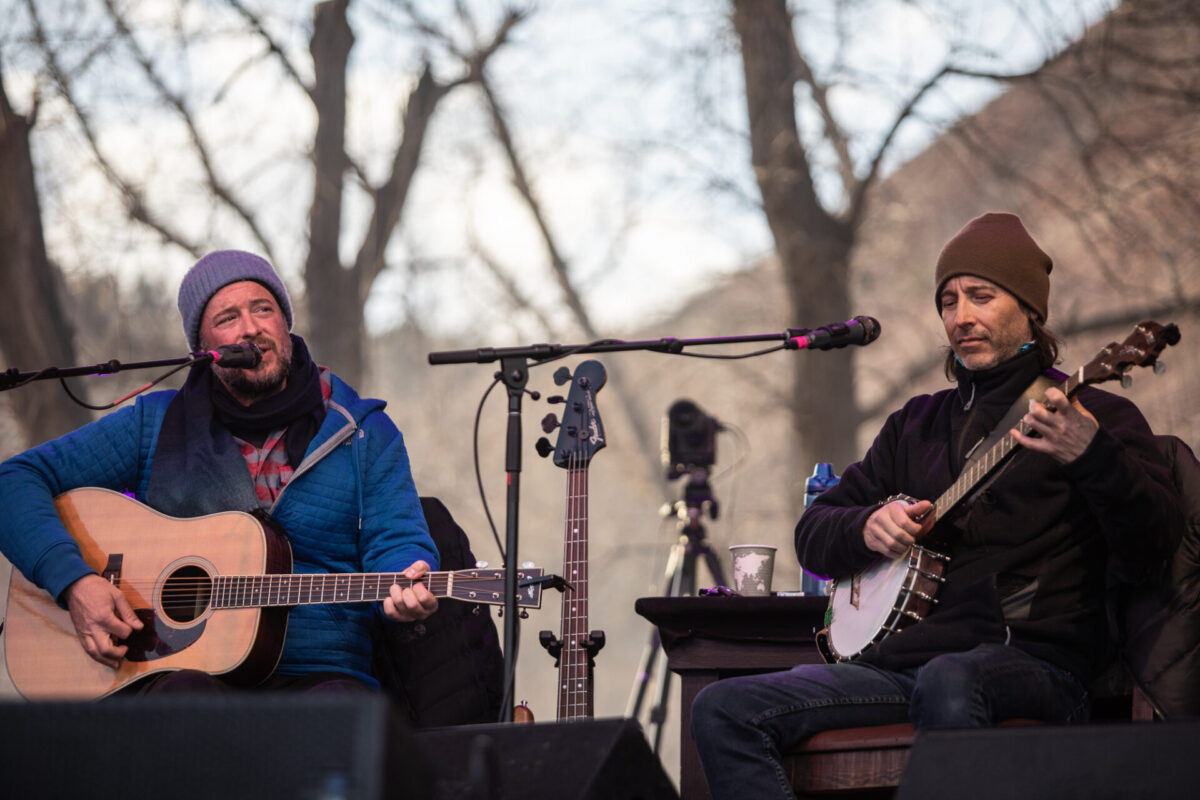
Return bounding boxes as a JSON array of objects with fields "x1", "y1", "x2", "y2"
[
  {"x1": 897, "y1": 720, "x2": 1200, "y2": 800},
  {"x1": 414, "y1": 717, "x2": 678, "y2": 800},
  {"x1": 0, "y1": 693, "x2": 428, "y2": 800}
]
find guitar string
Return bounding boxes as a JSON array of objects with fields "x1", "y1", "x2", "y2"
[
  {"x1": 933, "y1": 372, "x2": 1078, "y2": 520},
  {"x1": 107, "y1": 573, "x2": 514, "y2": 609},
  {"x1": 560, "y1": 449, "x2": 590, "y2": 718}
]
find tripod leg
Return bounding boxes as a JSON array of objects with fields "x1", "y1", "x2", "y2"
[
  {"x1": 625, "y1": 539, "x2": 686, "y2": 719},
  {"x1": 624, "y1": 626, "x2": 661, "y2": 719},
  {"x1": 646, "y1": 539, "x2": 699, "y2": 753},
  {"x1": 696, "y1": 538, "x2": 728, "y2": 588}
]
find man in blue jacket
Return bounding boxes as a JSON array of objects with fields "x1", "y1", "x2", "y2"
[{"x1": 0, "y1": 250, "x2": 439, "y2": 692}]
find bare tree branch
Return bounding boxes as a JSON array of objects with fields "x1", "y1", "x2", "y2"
[
  {"x1": 101, "y1": 0, "x2": 277, "y2": 262},
  {"x1": 466, "y1": 230, "x2": 558, "y2": 336},
  {"x1": 847, "y1": 64, "x2": 950, "y2": 230},
  {"x1": 477, "y1": 70, "x2": 597, "y2": 337},
  {"x1": 224, "y1": 0, "x2": 316, "y2": 102},
  {"x1": 23, "y1": 0, "x2": 202, "y2": 255},
  {"x1": 786, "y1": 36, "x2": 855, "y2": 200},
  {"x1": 352, "y1": 64, "x2": 449, "y2": 304}
]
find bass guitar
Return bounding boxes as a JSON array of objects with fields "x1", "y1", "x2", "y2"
[
  {"x1": 817, "y1": 320, "x2": 1180, "y2": 663},
  {"x1": 539, "y1": 360, "x2": 607, "y2": 720},
  {"x1": 4, "y1": 487, "x2": 543, "y2": 700}
]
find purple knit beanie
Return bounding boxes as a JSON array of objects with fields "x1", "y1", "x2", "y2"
[{"x1": 177, "y1": 250, "x2": 293, "y2": 350}]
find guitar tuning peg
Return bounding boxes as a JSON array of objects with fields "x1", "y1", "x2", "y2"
[
  {"x1": 475, "y1": 560, "x2": 489, "y2": 569},
  {"x1": 1120, "y1": 373, "x2": 1133, "y2": 389},
  {"x1": 553, "y1": 366, "x2": 572, "y2": 386},
  {"x1": 519, "y1": 610, "x2": 529, "y2": 619},
  {"x1": 547, "y1": 395, "x2": 565, "y2": 404},
  {"x1": 1154, "y1": 361, "x2": 1167, "y2": 375},
  {"x1": 535, "y1": 437, "x2": 554, "y2": 458},
  {"x1": 541, "y1": 413, "x2": 560, "y2": 434}
]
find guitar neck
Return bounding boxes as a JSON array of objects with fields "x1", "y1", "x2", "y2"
[
  {"x1": 558, "y1": 460, "x2": 592, "y2": 721},
  {"x1": 210, "y1": 571, "x2": 475, "y2": 609},
  {"x1": 934, "y1": 373, "x2": 1077, "y2": 519}
]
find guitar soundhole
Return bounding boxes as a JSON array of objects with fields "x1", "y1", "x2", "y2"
[{"x1": 161, "y1": 565, "x2": 214, "y2": 623}]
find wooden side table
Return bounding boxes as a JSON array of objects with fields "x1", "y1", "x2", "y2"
[{"x1": 634, "y1": 595, "x2": 827, "y2": 800}]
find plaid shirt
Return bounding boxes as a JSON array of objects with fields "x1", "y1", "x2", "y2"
[{"x1": 235, "y1": 367, "x2": 333, "y2": 507}]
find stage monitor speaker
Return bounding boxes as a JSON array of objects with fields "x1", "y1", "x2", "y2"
[
  {"x1": 414, "y1": 717, "x2": 678, "y2": 800},
  {"x1": 0, "y1": 693, "x2": 428, "y2": 800},
  {"x1": 897, "y1": 720, "x2": 1200, "y2": 800}
]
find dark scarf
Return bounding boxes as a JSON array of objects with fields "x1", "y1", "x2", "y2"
[{"x1": 146, "y1": 334, "x2": 326, "y2": 517}]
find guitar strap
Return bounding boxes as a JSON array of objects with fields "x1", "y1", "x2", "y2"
[{"x1": 959, "y1": 371, "x2": 1060, "y2": 506}]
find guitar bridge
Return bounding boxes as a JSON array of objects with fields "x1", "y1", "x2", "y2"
[{"x1": 101, "y1": 554, "x2": 124, "y2": 586}]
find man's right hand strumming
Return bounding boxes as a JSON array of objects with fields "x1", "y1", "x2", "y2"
[
  {"x1": 63, "y1": 574, "x2": 145, "y2": 669},
  {"x1": 863, "y1": 498, "x2": 935, "y2": 558}
]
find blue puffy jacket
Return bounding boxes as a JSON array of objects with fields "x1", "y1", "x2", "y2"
[{"x1": 0, "y1": 374, "x2": 437, "y2": 686}]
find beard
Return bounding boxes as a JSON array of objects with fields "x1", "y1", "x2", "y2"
[{"x1": 208, "y1": 335, "x2": 294, "y2": 404}]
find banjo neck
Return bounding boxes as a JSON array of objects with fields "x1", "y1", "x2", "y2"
[{"x1": 933, "y1": 370, "x2": 1077, "y2": 522}]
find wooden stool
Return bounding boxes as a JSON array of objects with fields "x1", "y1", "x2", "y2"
[{"x1": 784, "y1": 719, "x2": 1042, "y2": 797}]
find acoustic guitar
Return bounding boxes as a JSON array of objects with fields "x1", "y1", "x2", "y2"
[
  {"x1": 817, "y1": 320, "x2": 1180, "y2": 663},
  {"x1": 3, "y1": 487, "x2": 543, "y2": 700}
]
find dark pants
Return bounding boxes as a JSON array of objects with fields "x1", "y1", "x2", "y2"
[{"x1": 690, "y1": 643, "x2": 1089, "y2": 800}]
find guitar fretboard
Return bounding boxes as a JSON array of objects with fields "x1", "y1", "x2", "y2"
[
  {"x1": 207, "y1": 571, "x2": 496, "y2": 609},
  {"x1": 558, "y1": 458, "x2": 592, "y2": 721},
  {"x1": 934, "y1": 371, "x2": 1080, "y2": 519}
]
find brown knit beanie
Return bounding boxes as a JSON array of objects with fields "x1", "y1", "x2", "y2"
[{"x1": 934, "y1": 212, "x2": 1053, "y2": 321}]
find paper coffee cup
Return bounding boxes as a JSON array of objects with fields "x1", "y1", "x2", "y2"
[{"x1": 729, "y1": 544, "x2": 777, "y2": 596}]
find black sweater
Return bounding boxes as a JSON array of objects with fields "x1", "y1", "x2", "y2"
[{"x1": 796, "y1": 350, "x2": 1184, "y2": 681}]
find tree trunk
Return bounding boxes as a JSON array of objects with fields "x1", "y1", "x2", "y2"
[
  {"x1": 0, "y1": 68, "x2": 91, "y2": 446},
  {"x1": 731, "y1": 0, "x2": 861, "y2": 490},
  {"x1": 304, "y1": 0, "x2": 361, "y2": 383}
]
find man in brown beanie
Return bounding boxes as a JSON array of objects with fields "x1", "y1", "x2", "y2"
[
  {"x1": 691, "y1": 213, "x2": 1184, "y2": 800},
  {"x1": 0, "y1": 251, "x2": 440, "y2": 695}
]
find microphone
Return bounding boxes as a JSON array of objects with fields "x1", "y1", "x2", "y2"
[
  {"x1": 197, "y1": 342, "x2": 263, "y2": 368},
  {"x1": 788, "y1": 316, "x2": 881, "y2": 350}
]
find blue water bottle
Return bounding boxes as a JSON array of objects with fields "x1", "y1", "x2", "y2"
[{"x1": 801, "y1": 462, "x2": 840, "y2": 596}]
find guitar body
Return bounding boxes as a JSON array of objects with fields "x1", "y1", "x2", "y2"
[
  {"x1": 4, "y1": 488, "x2": 544, "y2": 701},
  {"x1": 6, "y1": 487, "x2": 290, "y2": 700}
]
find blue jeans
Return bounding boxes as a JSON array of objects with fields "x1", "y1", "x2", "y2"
[{"x1": 690, "y1": 643, "x2": 1089, "y2": 800}]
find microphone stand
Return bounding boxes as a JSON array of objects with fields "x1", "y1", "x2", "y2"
[
  {"x1": 1, "y1": 353, "x2": 218, "y2": 392},
  {"x1": 427, "y1": 326, "x2": 814, "y2": 722}
]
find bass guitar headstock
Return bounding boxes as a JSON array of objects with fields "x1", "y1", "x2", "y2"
[{"x1": 545, "y1": 360, "x2": 608, "y2": 470}]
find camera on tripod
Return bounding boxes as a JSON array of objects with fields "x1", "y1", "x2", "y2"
[
  {"x1": 662, "y1": 399, "x2": 721, "y2": 522},
  {"x1": 662, "y1": 399, "x2": 719, "y2": 480}
]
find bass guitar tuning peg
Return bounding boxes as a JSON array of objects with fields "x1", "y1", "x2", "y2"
[
  {"x1": 541, "y1": 413, "x2": 560, "y2": 434},
  {"x1": 547, "y1": 395, "x2": 565, "y2": 404},
  {"x1": 535, "y1": 437, "x2": 554, "y2": 458},
  {"x1": 553, "y1": 366, "x2": 572, "y2": 386}
]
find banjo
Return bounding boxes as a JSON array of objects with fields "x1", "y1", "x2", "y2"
[{"x1": 816, "y1": 320, "x2": 1180, "y2": 663}]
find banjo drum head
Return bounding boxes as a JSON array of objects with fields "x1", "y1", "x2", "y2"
[{"x1": 827, "y1": 551, "x2": 914, "y2": 660}]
